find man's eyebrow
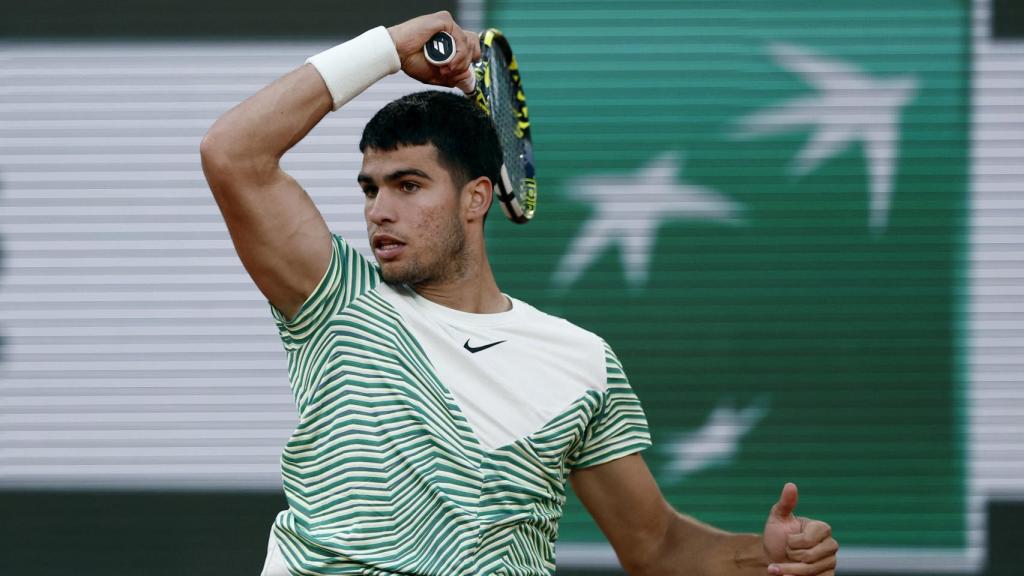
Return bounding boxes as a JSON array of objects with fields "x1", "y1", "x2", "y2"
[{"x1": 357, "y1": 168, "x2": 434, "y2": 185}]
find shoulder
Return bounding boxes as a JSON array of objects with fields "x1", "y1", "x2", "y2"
[
  {"x1": 511, "y1": 297, "x2": 603, "y2": 343},
  {"x1": 508, "y1": 297, "x2": 613, "y2": 391}
]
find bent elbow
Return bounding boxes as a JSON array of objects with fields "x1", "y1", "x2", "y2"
[
  {"x1": 199, "y1": 126, "x2": 229, "y2": 184},
  {"x1": 199, "y1": 123, "x2": 270, "y2": 191},
  {"x1": 199, "y1": 123, "x2": 238, "y2": 178}
]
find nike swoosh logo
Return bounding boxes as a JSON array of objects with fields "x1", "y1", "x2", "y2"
[{"x1": 463, "y1": 339, "x2": 506, "y2": 354}]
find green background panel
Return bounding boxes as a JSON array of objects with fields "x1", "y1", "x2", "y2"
[{"x1": 487, "y1": 0, "x2": 969, "y2": 549}]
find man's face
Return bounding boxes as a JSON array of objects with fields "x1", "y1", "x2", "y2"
[{"x1": 358, "y1": 144, "x2": 468, "y2": 287}]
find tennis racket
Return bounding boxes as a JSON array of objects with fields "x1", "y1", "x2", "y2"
[{"x1": 424, "y1": 29, "x2": 536, "y2": 223}]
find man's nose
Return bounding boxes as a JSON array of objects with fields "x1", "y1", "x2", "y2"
[{"x1": 367, "y1": 189, "x2": 397, "y2": 224}]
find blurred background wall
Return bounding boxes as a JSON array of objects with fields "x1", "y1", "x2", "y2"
[{"x1": 1, "y1": 0, "x2": 1022, "y2": 574}]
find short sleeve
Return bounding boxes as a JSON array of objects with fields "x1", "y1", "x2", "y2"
[
  {"x1": 569, "y1": 342, "x2": 652, "y2": 469},
  {"x1": 270, "y1": 234, "x2": 379, "y2": 349}
]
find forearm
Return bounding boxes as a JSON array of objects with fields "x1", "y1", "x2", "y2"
[
  {"x1": 202, "y1": 26, "x2": 400, "y2": 179},
  {"x1": 632, "y1": 512, "x2": 768, "y2": 576}
]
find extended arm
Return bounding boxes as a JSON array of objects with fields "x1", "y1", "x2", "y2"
[
  {"x1": 571, "y1": 454, "x2": 766, "y2": 576},
  {"x1": 570, "y1": 454, "x2": 837, "y2": 576}
]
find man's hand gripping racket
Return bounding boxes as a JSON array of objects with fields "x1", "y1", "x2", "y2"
[{"x1": 412, "y1": 18, "x2": 537, "y2": 223}]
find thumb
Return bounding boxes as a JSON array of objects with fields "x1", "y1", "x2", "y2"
[{"x1": 770, "y1": 482, "x2": 799, "y2": 519}]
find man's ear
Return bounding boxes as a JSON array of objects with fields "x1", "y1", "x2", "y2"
[{"x1": 463, "y1": 176, "x2": 493, "y2": 222}]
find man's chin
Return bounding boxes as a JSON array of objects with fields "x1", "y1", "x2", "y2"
[
  {"x1": 378, "y1": 267, "x2": 403, "y2": 286},
  {"x1": 379, "y1": 263, "x2": 420, "y2": 287},
  {"x1": 381, "y1": 274, "x2": 408, "y2": 287}
]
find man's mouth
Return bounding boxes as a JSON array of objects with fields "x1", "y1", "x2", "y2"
[{"x1": 372, "y1": 234, "x2": 406, "y2": 260}]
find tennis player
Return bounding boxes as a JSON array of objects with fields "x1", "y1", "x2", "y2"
[{"x1": 201, "y1": 11, "x2": 838, "y2": 576}]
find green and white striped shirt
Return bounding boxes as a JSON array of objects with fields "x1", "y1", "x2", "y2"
[{"x1": 267, "y1": 235, "x2": 650, "y2": 575}]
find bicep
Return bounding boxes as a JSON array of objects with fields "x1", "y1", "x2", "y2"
[
  {"x1": 204, "y1": 162, "x2": 333, "y2": 320},
  {"x1": 570, "y1": 453, "x2": 674, "y2": 568}
]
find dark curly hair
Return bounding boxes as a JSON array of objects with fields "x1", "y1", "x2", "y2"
[{"x1": 359, "y1": 90, "x2": 503, "y2": 192}]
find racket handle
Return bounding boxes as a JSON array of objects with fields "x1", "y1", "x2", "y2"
[{"x1": 423, "y1": 31, "x2": 477, "y2": 94}]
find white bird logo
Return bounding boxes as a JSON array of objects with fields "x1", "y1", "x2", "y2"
[
  {"x1": 551, "y1": 151, "x2": 744, "y2": 290},
  {"x1": 733, "y1": 43, "x2": 918, "y2": 232},
  {"x1": 660, "y1": 397, "x2": 770, "y2": 482}
]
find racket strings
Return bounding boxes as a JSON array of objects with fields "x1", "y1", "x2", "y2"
[{"x1": 489, "y1": 48, "x2": 528, "y2": 200}]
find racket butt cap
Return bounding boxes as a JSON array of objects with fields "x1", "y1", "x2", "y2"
[{"x1": 424, "y1": 31, "x2": 456, "y2": 65}]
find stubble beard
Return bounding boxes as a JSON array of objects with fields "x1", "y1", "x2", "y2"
[{"x1": 379, "y1": 211, "x2": 468, "y2": 288}]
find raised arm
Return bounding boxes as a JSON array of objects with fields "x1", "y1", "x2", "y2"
[
  {"x1": 200, "y1": 63, "x2": 334, "y2": 320},
  {"x1": 199, "y1": 12, "x2": 478, "y2": 320},
  {"x1": 570, "y1": 454, "x2": 837, "y2": 576}
]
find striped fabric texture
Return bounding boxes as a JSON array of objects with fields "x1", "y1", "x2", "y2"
[{"x1": 267, "y1": 235, "x2": 651, "y2": 575}]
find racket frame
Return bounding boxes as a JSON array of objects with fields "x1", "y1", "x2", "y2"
[
  {"x1": 473, "y1": 28, "x2": 536, "y2": 223},
  {"x1": 423, "y1": 29, "x2": 537, "y2": 223}
]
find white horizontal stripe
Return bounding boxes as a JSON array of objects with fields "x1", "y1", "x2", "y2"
[
  {"x1": 1, "y1": 377, "x2": 284, "y2": 388},
  {"x1": 974, "y1": 286, "x2": 1024, "y2": 296},
  {"x1": 3, "y1": 66, "x2": 298, "y2": 76},
  {"x1": 0, "y1": 222, "x2": 243, "y2": 232},
  {"x1": 0, "y1": 291, "x2": 265, "y2": 303},
  {"x1": 0, "y1": 101, "x2": 390, "y2": 113},
  {"x1": 0, "y1": 42, "x2": 323, "y2": 55},
  {"x1": 0, "y1": 118, "x2": 368, "y2": 130},
  {"x1": 973, "y1": 426, "x2": 1024, "y2": 436},
  {"x1": 0, "y1": 305, "x2": 267, "y2": 317},
  {"x1": 4, "y1": 447, "x2": 280, "y2": 458},
  {"x1": 2, "y1": 287, "x2": 248, "y2": 302},
  {"x1": 3, "y1": 412, "x2": 295, "y2": 424},
  {"x1": 8, "y1": 342, "x2": 282, "y2": 354},
  {"x1": 1, "y1": 274, "x2": 248, "y2": 285},
  {"x1": 3, "y1": 361, "x2": 283, "y2": 371},
  {"x1": 0, "y1": 135, "x2": 354, "y2": 147},
  {"x1": 3, "y1": 189, "x2": 219, "y2": 199},
  {"x1": 4, "y1": 239, "x2": 237, "y2": 249},
  {"x1": 0, "y1": 188, "x2": 356, "y2": 199},
  {"x1": 0, "y1": 84, "x2": 269, "y2": 94},
  {"x1": 4, "y1": 256, "x2": 242, "y2": 266},
  {"x1": 0, "y1": 82, "x2": 418, "y2": 96},
  {"x1": 1, "y1": 152, "x2": 364, "y2": 164},
  {"x1": 0, "y1": 464, "x2": 279, "y2": 474},
  {"x1": 0, "y1": 119, "x2": 225, "y2": 128},
  {"x1": 973, "y1": 251, "x2": 1024, "y2": 262},
  {"x1": 976, "y1": 338, "x2": 1024, "y2": 350},
  {"x1": 0, "y1": 101, "x2": 235, "y2": 112},
  {"x1": 1, "y1": 170, "x2": 355, "y2": 182},
  {"x1": 2, "y1": 429, "x2": 289, "y2": 440}
]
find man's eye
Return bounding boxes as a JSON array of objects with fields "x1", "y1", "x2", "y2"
[
  {"x1": 400, "y1": 181, "x2": 420, "y2": 192},
  {"x1": 362, "y1": 188, "x2": 378, "y2": 198}
]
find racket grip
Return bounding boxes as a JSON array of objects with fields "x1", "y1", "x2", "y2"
[{"x1": 423, "y1": 31, "x2": 477, "y2": 94}]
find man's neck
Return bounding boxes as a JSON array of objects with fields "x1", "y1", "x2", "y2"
[{"x1": 412, "y1": 263, "x2": 509, "y2": 314}]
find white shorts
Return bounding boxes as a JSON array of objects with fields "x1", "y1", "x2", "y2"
[{"x1": 259, "y1": 525, "x2": 290, "y2": 576}]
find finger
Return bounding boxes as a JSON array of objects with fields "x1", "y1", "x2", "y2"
[
  {"x1": 465, "y1": 30, "x2": 481, "y2": 62},
  {"x1": 787, "y1": 520, "x2": 832, "y2": 550},
  {"x1": 787, "y1": 537, "x2": 838, "y2": 563},
  {"x1": 770, "y1": 482, "x2": 799, "y2": 520},
  {"x1": 433, "y1": 10, "x2": 456, "y2": 33},
  {"x1": 446, "y1": 24, "x2": 471, "y2": 72},
  {"x1": 450, "y1": 67, "x2": 473, "y2": 87},
  {"x1": 769, "y1": 554, "x2": 836, "y2": 576}
]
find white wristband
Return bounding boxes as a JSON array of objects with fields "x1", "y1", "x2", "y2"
[{"x1": 306, "y1": 26, "x2": 402, "y2": 111}]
